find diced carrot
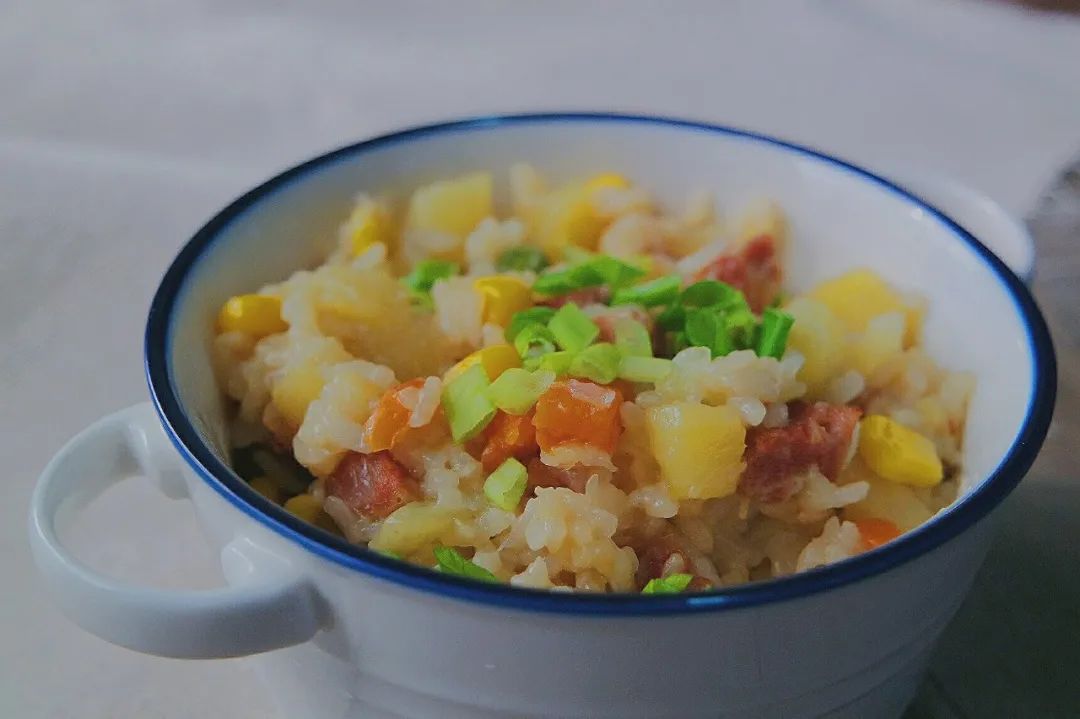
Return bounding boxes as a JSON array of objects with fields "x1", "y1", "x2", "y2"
[
  {"x1": 854, "y1": 517, "x2": 902, "y2": 550},
  {"x1": 481, "y1": 410, "x2": 539, "y2": 473},
  {"x1": 363, "y1": 378, "x2": 426, "y2": 452},
  {"x1": 533, "y1": 379, "x2": 623, "y2": 455}
]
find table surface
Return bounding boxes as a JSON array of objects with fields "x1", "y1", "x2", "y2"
[{"x1": 2, "y1": 2, "x2": 1079, "y2": 717}]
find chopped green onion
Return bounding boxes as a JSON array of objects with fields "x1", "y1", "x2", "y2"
[
  {"x1": 582, "y1": 255, "x2": 647, "y2": 290},
  {"x1": 618, "y1": 356, "x2": 673, "y2": 383},
  {"x1": 614, "y1": 318, "x2": 653, "y2": 357},
  {"x1": 513, "y1": 323, "x2": 558, "y2": 360},
  {"x1": 680, "y1": 280, "x2": 740, "y2": 308},
  {"x1": 433, "y1": 546, "x2": 497, "y2": 582},
  {"x1": 756, "y1": 308, "x2": 795, "y2": 359},
  {"x1": 483, "y1": 457, "x2": 529, "y2": 511},
  {"x1": 548, "y1": 303, "x2": 600, "y2": 352},
  {"x1": 668, "y1": 331, "x2": 690, "y2": 356},
  {"x1": 568, "y1": 342, "x2": 621, "y2": 384},
  {"x1": 532, "y1": 264, "x2": 605, "y2": 296},
  {"x1": 611, "y1": 275, "x2": 682, "y2": 307},
  {"x1": 401, "y1": 260, "x2": 459, "y2": 295},
  {"x1": 725, "y1": 306, "x2": 757, "y2": 349},
  {"x1": 486, "y1": 368, "x2": 555, "y2": 415},
  {"x1": 684, "y1": 308, "x2": 733, "y2": 357},
  {"x1": 524, "y1": 350, "x2": 576, "y2": 376},
  {"x1": 642, "y1": 573, "x2": 694, "y2": 594},
  {"x1": 496, "y1": 246, "x2": 550, "y2": 274},
  {"x1": 441, "y1": 364, "x2": 497, "y2": 443},
  {"x1": 656, "y1": 303, "x2": 686, "y2": 331},
  {"x1": 506, "y1": 307, "x2": 557, "y2": 342}
]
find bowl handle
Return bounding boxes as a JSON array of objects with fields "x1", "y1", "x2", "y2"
[{"x1": 28, "y1": 403, "x2": 324, "y2": 658}]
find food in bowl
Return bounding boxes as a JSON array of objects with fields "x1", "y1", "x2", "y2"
[{"x1": 212, "y1": 165, "x2": 973, "y2": 593}]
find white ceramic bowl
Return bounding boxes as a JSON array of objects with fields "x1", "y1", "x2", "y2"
[{"x1": 29, "y1": 114, "x2": 1055, "y2": 719}]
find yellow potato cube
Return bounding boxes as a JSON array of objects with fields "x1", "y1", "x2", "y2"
[
  {"x1": 405, "y1": 171, "x2": 493, "y2": 244},
  {"x1": 858, "y1": 415, "x2": 944, "y2": 487},
  {"x1": 271, "y1": 361, "x2": 326, "y2": 429},
  {"x1": 217, "y1": 294, "x2": 287, "y2": 337},
  {"x1": 809, "y1": 269, "x2": 922, "y2": 347},
  {"x1": 445, "y1": 344, "x2": 521, "y2": 383},
  {"x1": 369, "y1": 502, "x2": 456, "y2": 555},
  {"x1": 533, "y1": 173, "x2": 630, "y2": 257},
  {"x1": 473, "y1": 276, "x2": 532, "y2": 326},
  {"x1": 785, "y1": 297, "x2": 848, "y2": 397},
  {"x1": 646, "y1": 402, "x2": 745, "y2": 500},
  {"x1": 844, "y1": 473, "x2": 934, "y2": 532},
  {"x1": 851, "y1": 312, "x2": 905, "y2": 378}
]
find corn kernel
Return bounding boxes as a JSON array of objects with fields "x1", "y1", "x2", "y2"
[
  {"x1": 344, "y1": 203, "x2": 388, "y2": 256},
  {"x1": 858, "y1": 415, "x2": 943, "y2": 487},
  {"x1": 217, "y1": 294, "x2": 287, "y2": 337},
  {"x1": 445, "y1": 344, "x2": 521, "y2": 383},
  {"x1": 283, "y1": 494, "x2": 337, "y2": 532},
  {"x1": 473, "y1": 276, "x2": 532, "y2": 326},
  {"x1": 249, "y1": 476, "x2": 282, "y2": 504}
]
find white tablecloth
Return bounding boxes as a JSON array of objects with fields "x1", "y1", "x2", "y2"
[{"x1": 2, "y1": 2, "x2": 1078, "y2": 717}]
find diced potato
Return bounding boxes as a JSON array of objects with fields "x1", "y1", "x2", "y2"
[
  {"x1": 844, "y1": 474, "x2": 934, "y2": 532},
  {"x1": 217, "y1": 294, "x2": 287, "y2": 337},
  {"x1": 858, "y1": 415, "x2": 944, "y2": 487},
  {"x1": 533, "y1": 174, "x2": 629, "y2": 257},
  {"x1": 473, "y1": 276, "x2": 532, "y2": 326},
  {"x1": 445, "y1": 344, "x2": 522, "y2": 383},
  {"x1": 785, "y1": 297, "x2": 847, "y2": 397},
  {"x1": 851, "y1": 312, "x2": 905, "y2": 378},
  {"x1": 809, "y1": 269, "x2": 922, "y2": 347},
  {"x1": 405, "y1": 172, "x2": 493, "y2": 249},
  {"x1": 646, "y1": 402, "x2": 745, "y2": 500},
  {"x1": 369, "y1": 502, "x2": 456, "y2": 555}
]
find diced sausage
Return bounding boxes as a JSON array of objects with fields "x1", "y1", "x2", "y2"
[
  {"x1": 326, "y1": 451, "x2": 419, "y2": 519},
  {"x1": 526, "y1": 457, "x2": 593, "y2": 494},
  {"x1": 694, "y1": 234, "x2": 782, "y2": 312},
  {"x1": 739, "y1": 402, "x2": 862, "y2": 504}
]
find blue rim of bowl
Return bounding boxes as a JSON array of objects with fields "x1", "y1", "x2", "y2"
[{"x1": 145, "y1": 112, "x2": 1056, "y2": 615}]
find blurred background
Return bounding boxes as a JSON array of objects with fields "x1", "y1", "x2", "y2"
[{"x1": 1, "y1": 1, "x2": 1078, "y2": 717}]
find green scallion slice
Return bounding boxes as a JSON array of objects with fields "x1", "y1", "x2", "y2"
[
  {"x1": 401, "y1": 260, "x2": 459, "y2": 295},
  {"x1": 548, "y1": 303, "x2": 600, "y2": 352},
  {"x1": 441, "y1": 363, "x2": 497, "y2": 443},
  {"x1": 513, "y1": 323, "x2": 558, "y2": 360},
  {"x1": 684, "y1": 308, "x2": 733, "y2": 357},
  {"x1": 725, "y1": 306, "x2": 757, "y2": 349},
  {"x1": 611, "y1": 275, "x2": 681, "y2": 307},
  {"x1": 582, "y1": 255, "x2": 647, "y2": 290},
  {"x1": 656, "y1": 303, "x2": 687, "y2": 331},
  {"x1": 524, "y1": 350, "x2": 576, "y2": 376},
  {"x1": 756, "y1": 308, "x2": 795, "y2": 359},
  {"x1": 618, "y1": 355, "x2": 673, "y2": 383},
  {"x1": 568, "y1": 342, "x2": 621, "y2": 384},
  {"x1": 641, "y1": 573, "x2": 694, "y2": 594},
  {"x1": 613, "y1": 318, "x2": 653, "y2": 357},
  {"x1": 680, "y1": 280, "x2": 741, "y2": 308},
  {"x1": 506, "y1": 307, "x2": 557, "y2": 343},
  {"x1": 486, "y1": 368, "x2": 555, "y2": 415},
  {"x1": 482, "y1": 457, "x2": 529, "y2": 511},
  {"x1": 532, "y1": 264, "x2": 605, "y2": 296},
  {"x1": 433, "y1": 546, "x2": 497, "y2": 582},
  {"x1": 496, "y1": 246, "x2": 550, "y2": 274}
]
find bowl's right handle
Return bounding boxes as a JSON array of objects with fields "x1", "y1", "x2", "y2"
[{"x1": 28, "y1": 403, "x2": 324, "y2": 658}]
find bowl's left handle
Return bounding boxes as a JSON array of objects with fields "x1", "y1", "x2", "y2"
[{"x1": 28, "y1": 403, "x2": 324, "y2": 659}]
